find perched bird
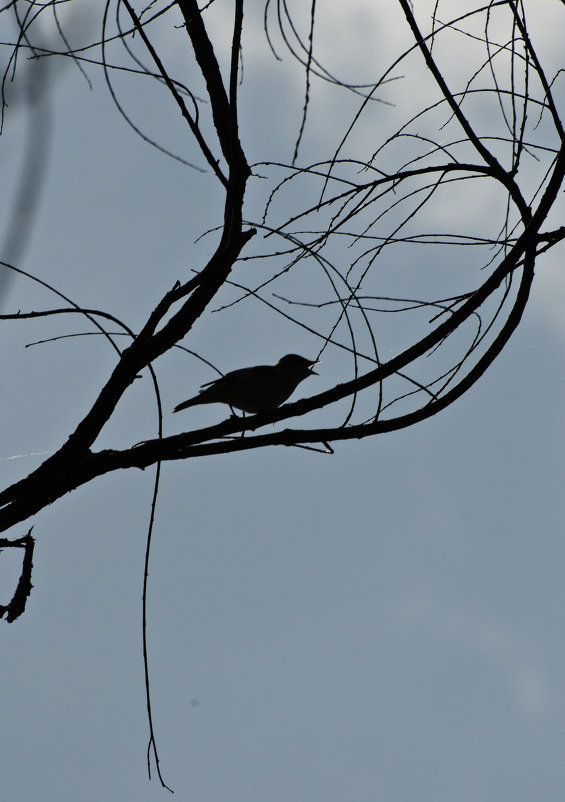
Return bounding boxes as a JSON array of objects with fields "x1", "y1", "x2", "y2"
[{"x1": 173, "y1": 354, "x2": 318, "y2": 415}]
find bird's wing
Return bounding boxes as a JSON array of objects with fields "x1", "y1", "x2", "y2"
[{"x1": 200, "y1": 364, "x2": 269, "y2": 389}]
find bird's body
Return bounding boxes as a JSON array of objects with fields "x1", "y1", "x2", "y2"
[{"x1": 173, "y1": 354, "x2": 318, "y2": 414}]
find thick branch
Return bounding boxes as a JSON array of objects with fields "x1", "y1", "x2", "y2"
[{"x1": 177, "y1": 0, "x2": 246, "y2": 172}]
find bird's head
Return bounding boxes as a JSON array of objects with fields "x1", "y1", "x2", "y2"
[{"x1": 277, "y1": 354, "x2": 319, "y2": 376}]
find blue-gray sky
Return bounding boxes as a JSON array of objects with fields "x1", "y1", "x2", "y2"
[{"x1": 1, "y1": 2, "x2": 565, "y2": 800}]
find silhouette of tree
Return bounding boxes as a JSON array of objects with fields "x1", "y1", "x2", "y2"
[
  {"x1": 1, "y1": 0, "x2": 564, "y2": 789},
  {"x1": 0, "y1": 2, "x2": 562, "y2": 609}
]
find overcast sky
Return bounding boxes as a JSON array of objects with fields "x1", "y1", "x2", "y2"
[{"x1": 1, "y1": 2, "x2": 565, "y2": 800}]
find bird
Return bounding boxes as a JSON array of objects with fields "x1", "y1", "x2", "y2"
[{"x1": 173, "y1": 354, "x2": 318, "y2": 415}]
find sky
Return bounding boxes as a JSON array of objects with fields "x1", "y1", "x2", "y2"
[{"x1": 1, "y1": 1, "x2": 565, "y2": 800}]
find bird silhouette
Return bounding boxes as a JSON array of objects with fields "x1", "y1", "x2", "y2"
[{"x1": 173, "y1": 354, "x2": 318, "y2": 414}]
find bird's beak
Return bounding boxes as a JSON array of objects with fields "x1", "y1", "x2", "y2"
[{"x1": 309, "y1": 360, "x2": 320, "y2": 374}]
